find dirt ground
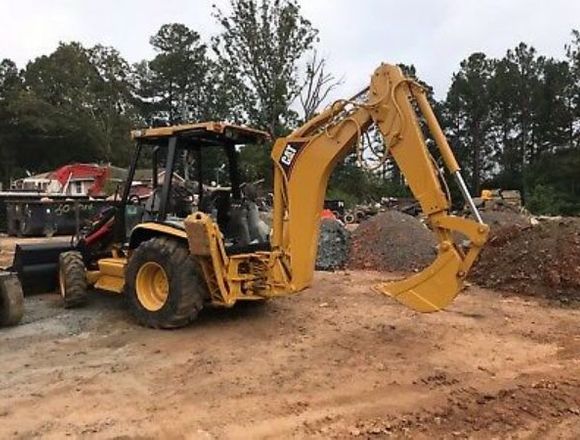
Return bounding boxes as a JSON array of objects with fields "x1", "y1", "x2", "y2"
[{"x1": 1, "y1": 265, "x2": 580, "y2": 439}]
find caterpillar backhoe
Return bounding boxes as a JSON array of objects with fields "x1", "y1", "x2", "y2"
[{"x1": 11, "y1": 63, "x2": 488, "y2": 328}]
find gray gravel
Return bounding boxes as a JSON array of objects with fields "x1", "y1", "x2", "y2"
[{"x1": 316, "y1": 219, "x2": 351, "y2": 271}]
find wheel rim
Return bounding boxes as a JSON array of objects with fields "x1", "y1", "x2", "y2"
[{"x1": 136, "y1": 262, "x2": 169, "y2": 312}]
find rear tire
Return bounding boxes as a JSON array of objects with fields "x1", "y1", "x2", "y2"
[
  {"x1": 59, "y1": 251, "x2": 88, "y2": 308},
  {"x1": 0, "y1": 272, "x2": 24, "y2": 327},
  {"x1": 125, "y1": 237, "x2": 207, "y2": 329}
]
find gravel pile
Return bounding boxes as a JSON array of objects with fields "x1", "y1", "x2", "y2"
[
  {"x1": 348, "y1": 210, "x2": 437, "y2": 272},
  {"x1": 316, "y1": 219, "x2": 350, "y2": 271}
]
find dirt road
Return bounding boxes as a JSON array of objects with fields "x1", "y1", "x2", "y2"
[{"x1": 1, "y1": 270, "x2": 579, "y2": 439}]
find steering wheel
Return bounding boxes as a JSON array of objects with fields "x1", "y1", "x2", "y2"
[{"x1": 128, "y1": 194, "x2": 142, "y2": 205}]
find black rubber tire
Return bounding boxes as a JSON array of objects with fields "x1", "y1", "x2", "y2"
[
  {"x1": 125, "y1": 237, "x2": 207, "y2": 329},
  {"x1": 344, "y1": 213, "x2": 355, "y2": 224},
  {"x1": 0, "y1": 272, "x2": 24, "y2": 327},
  {"x1": 58, "y1": 251, "x2": 88, "y2": 308}
]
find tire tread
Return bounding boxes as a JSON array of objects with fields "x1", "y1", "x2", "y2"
[
  {"x1": 125, "y1": 237, "x2": 206, "y2": 329},
  {"x1": 59, "y1": 251, "x2": 88, "y2": 308},
  {"x1": 0, "y1": 272, "x2": 24, "y2": 326}
]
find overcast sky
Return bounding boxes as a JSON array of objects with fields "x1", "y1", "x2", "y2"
[{"x1": 1, "y1": 0, "x2": 579, "y2": 100}]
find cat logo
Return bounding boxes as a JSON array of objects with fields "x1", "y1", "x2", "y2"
[
  {"x1": 280, "y1": 145, "x2": 298, "y2": 166},
  {"x1": 278, "y1": 143, "x2": 304, "y2": 176}
]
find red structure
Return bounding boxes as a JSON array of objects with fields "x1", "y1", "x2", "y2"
[{"x1": 53, "y1": 164, "x2": 110, "y2": 196}]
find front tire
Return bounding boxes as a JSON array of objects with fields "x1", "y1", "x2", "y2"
[
  {"x1": 0, "y1": 272, "x2": 24, "y2": 326},
  {"x1": 125, "y1": 237, "x2": 207, "y2": 329},
  {"x1": 59, "y1": 251, "x2": 88, "y2": 308}
]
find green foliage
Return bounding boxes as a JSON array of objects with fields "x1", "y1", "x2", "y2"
[
  {"x1": 566, "y1": 30, "x2": 580, "y2": 148},
  {"x1": 238, "y1": 143, "x2": 273, "y2": 183},
  {"x1": 0, "y1": 43, "x2": 135, "y2": 184},
  {"x1": 0, "y1": 9, "x2": 578, "y2": 218},
  {"x1": 444, "y1": 53, "x2": 495, "y2": 194},
  {"x1": 135, "y1": 23, "x2": 212, "y2": 124},
  {"x1": 526, "y1": 185, "x2": 563, "y2": 215},
  {"x1": 524, "y1": 148, "x2": 580, "y2": 215},
  {"x1": 445, "y1": 31, "x2": 580, "y2": 215},
  {"x1": 327, "y1": 158, "x2": 409, "y2": 208},
  {"x1": 0, "y1": 59, "x2": 23, "y2": 184},
  {"x1": 212, "y1": 0, "x2": 318, "y2": 135}
]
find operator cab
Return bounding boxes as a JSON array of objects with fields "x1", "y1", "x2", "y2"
[{"x1": 120, "y1": 122, "x2": 271, "y2": 254}]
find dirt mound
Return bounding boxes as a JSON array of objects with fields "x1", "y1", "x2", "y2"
[
  {"x1": 348, "y1": 210, "x2": 437, "y2": 272},
  {"x1": 471, "y1": 218, "x2": 580, "y2": 300}
]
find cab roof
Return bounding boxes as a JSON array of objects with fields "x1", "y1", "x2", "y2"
[{"x1": 131, "y1": 122, "x2": 271, "y2": 148}]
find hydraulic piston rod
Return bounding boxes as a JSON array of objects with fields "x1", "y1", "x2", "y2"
[{"x1": 454, "y1": 171, "x2": 484, "y2": 224}]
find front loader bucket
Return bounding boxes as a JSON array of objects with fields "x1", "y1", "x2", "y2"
[
  {"x1": 376, "y1": 244, "x2": 463, "y2": 313},
  {"x1": 12, "y1": 242, "x2": 75, "y2": 295}
]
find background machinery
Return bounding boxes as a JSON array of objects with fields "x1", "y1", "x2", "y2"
[
  {"x1": 11, "y1": 63, "x2": 489, "y2": 328},
  {"x1": 473, "y1": 189, "x2": 524, "y2": 213}
]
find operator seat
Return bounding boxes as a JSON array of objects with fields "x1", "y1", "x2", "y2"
[{"x1": 224, "y1": 186, "x2": 271, "y2": 254}]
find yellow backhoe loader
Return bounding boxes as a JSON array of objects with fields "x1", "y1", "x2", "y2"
[{"x1": 13, "y1": 63, "x2": 489, "y2": 328}]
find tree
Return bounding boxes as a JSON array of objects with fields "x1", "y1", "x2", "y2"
[
  {"x1": 327, "y1": 156, "x2": 405, "y2": 208},
  {"x1": 299, "y1": 51, "x2": 341, "y2": 121},
  {"x1": 0, "y1": 59, "x2": 23, "y2": 185},
  {"x1": 18, "y1": 43, "x2": 104, "y2": 170},
  {"x1": 445, "y1": 53, "x2": 495, "y2": 194},
  {"x1": 201, "y1": 60, "x2": 248, "y2": 122},
  {"x1": 533, "y1": 57, "x2": 575, "y2": 153},
  {"x1": 565, "y1": 29, "x2": 580, "y2": 148},
  {"x1": 88, "y1": 45, "x2": 136, "y2": 164},
  {"x1": 212, "y1": 0, "x2": 318, "y2": 135},
  {"x1": 3, "y1": 42, "x2": 135, "y2": 178},
  {"x1": 524, "y1": 149, "x2": 580, "y2": 214},
  {"x1": 0, "y1": 59, "x2": 21, "y2": 94},
  {"x1": 135, "y1": 24, "x2": 210, "y2": 124},
  {"x1": 486, "y1": 43, "x2": 544, "y2": 190}
]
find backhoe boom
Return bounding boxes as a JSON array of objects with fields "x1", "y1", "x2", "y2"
[{"x1": 270, "y1": 63, "x2": 489, "y2": 312}]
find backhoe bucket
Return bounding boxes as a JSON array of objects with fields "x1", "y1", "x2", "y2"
[{"x1": 375, "y1": 244, "x2": 464, "y2": 313}]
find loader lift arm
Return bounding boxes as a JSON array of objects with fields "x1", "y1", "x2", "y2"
[{"x1": 270, "y1": 63, "x2": 489, "y2": 312}]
